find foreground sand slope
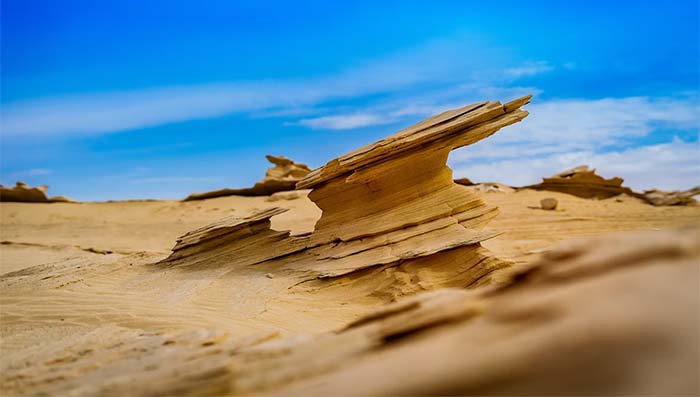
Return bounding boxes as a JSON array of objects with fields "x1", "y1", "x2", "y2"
[{"x1": 1, "y1": 227, "x2": 697, "y2": 396}]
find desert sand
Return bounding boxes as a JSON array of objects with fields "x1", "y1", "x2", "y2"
[{"x1": 1, "y1": 97, "x2": 698, "y2": 396}]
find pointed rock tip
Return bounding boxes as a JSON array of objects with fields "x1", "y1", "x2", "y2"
[{"x1": 504, "y1": 94, "x2": 533, "y2": 112}]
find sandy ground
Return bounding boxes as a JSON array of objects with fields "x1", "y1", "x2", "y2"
[
  {"x1": 0, "y1": 189, "x2": 698, "y2": 395},
  {"x1": 1, "y1": 189, "x2": 696, "y2": 273}
]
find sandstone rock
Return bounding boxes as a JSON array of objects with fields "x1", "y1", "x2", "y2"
[
  {"x1": 183, "y1": 155, "x2": 311, "y2": 201},
  {"x1": 161, "y1": 96, "x2": 532, "y2": 291},
  {"x1": 642, "y1": 187, "x2": 700, "y2": 206},
  {"x1": 453, "y1": 177, "x2": 474, "y2": 186},
  {"x1": 540, "y1": 197, "x2": 558, "y2": 210},
  {"x1": 523, "y1": 165, "x2": 639, "y2": 199},
  {"x1": 0, "y1": 181, "x2": 75, "y2": 203},
  {"x1": 0, "y1": 181, "x2": 49, "y2": 202}
]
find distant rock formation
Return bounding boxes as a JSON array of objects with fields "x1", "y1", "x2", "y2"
[
  {"x1": 453, "y1": 177, "x2": 474, "y2": 186},
  {"x1": 0, "y1": 182, "x2": 75, "y2": 203},
  {"x1": 522, "y1": 165, "x2": 639, "y2": 199},
  {"x1": 183, "y1": 155, "x2": 311, "y2": 201},
  {"x1": 522, "y1": 166, "x2": 699, "y2": 206},
  {"x1": 642, "y1": 187, "x2": 700, "y2": 206},
  {"x1": 471, "y1": 182, "x2": 515, "y2": 193},
  {"x1": 162, "y1": 95, "x2": 532, "y2": 291}
]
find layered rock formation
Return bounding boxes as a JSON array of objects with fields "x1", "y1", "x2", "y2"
[
  {"x1": 523, "y1": 165, "x2": 639, "y2": 199},
  {"x1": 183, "y1": 155, "x2": 311, "y2": 201},
  {"x1": 643, "y1": 187, "x2": 700, "y2": 206},
  {"x1": 0, "y1": 182, "x2": 74, "y2": 203},
  {"x1": 523, "y1": 166, "x2": 699, "y2": 206},
  {"x1": 162, "y1": 96, "x2": 532, "y2": 291}
]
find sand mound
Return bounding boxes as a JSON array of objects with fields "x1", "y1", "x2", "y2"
[
  {"x1": 230, "y1": 226, "x2": 698, "y2": 396},
  {"x1": 2, "y1": 226, "x2": 695, "y2": 396},
  {"x1": 0, "y1": 181, "x2": 75, "y2": 203},
  {"x1": 183, "y1": 155, "x2": 311, "y2": 201}
]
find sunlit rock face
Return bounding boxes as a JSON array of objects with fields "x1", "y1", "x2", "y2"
[{"x1": 160, "y1": 96, "x2": 531, "y2": 293}]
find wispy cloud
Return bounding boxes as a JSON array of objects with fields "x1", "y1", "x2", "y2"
[
  {"x1": 506, "y1": 96, "x2": 699, "y2": 145},
  {"x1": 130, "y1": 176, "x2": 225, "y2": 184},
  {"x1": 447, "y1": 94, "x2": 699, "y2": 191},
  {"x1": 451, "y1": 138, "x2": 699, "y2": 191},
  {"x1": 503, "y1": 61, "x2": 555, "y2": 78},
  {"x1": 0, "y1": 37, "x2": 555, "y2": 138},
  {"x1": 6, "y1": 168, "x2": 54, "y2": 180},
  {"x1": 288, "y1": 83, "x2": 541, "y2": 130},
  {"x1": 450, "y1": 95, "x2": 699, "y2": 162},
  {"x1": 295, "y1": 113, "x2": 393, "y2": 130}
]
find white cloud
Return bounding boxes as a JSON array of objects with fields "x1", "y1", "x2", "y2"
[
  {"x1": 503, "y1": 61, "x2": 555, "y2": 78},
  {"x1": 289, "y1": 83, "x2": 541, "y2": 131},
  {"x1": 6, "y1": 168, "x2": 54, "y2": 180},
  {"x1": 296, "y1": 113, "x2": 393, "y2": 130},
  {"x1": 510, "y1": 96, "x2": 698, "y2": 144},
  {"x1": 0, "y1": 36, "x2": 554, "y2": 138},
  {"x1": 450, "y1": 139, "x2": 700, "y2": 191},
  {"x1": 130, "y1": 176, "x2": 225, "y2": 184},
  {"x1": 448, "y1": 95, "x2": 699, "y2": 191},
  {"x1": 451, "y1": 95, "x2": 699, "y2": 161}
]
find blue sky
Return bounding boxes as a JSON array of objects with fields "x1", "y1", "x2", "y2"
[{"x1": 1, "y1": 0, "x2": 698, "y2": 200}]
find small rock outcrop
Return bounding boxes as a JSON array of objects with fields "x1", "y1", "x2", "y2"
[
  {"x1": 183, "y1": 155, "x2": 311, "y2": 201},
  {"x1": 453, "y1": 177, "x2": 474, "y2": 186},
  {"x1": 0, "y1": 182, "x2": 75, "y2": 203},
  {"x1": 523, "y1": 165, "x2": 638, "y2": 199},
  {"x1": 642, "y1": 187, "x2": 700, "y2": 206},
  {"x1": 472, "y1": 182, "x2": 515, "y2": 193}
]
